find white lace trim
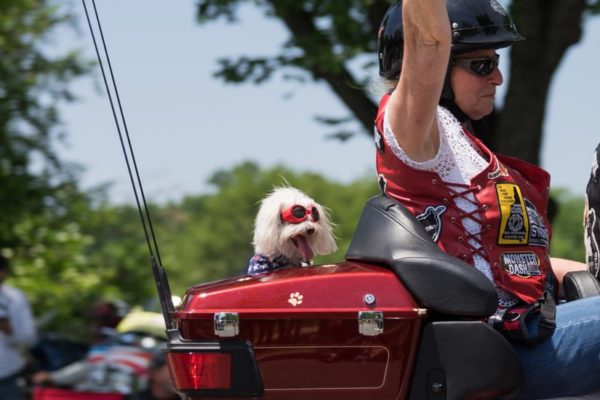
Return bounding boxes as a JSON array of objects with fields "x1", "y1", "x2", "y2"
[
  {"x1": 383, "y1": 104, "x2": 519, "y2": 308},
  {"x1": 382, "y1": 104, "x2": 487, "y2": 181}
]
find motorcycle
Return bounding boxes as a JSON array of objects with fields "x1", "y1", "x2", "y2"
[{"x1": 78, "y1": 2, "x2": 600, "y2": 398}]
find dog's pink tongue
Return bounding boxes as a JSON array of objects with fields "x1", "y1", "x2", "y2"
[{"x1": 295, "y1": 235, "x2": 314, "y2": 260}]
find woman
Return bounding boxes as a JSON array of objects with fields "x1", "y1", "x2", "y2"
[{"x1": 375, "y1": 1, "x2": 600, "y2": 398}]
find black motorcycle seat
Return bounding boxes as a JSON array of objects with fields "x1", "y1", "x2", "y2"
[
  {"x1": 346, "y1": 195, "x2": 497, "y2": 317},
  {"x1": 563, "y1": 270, "x2": 600, "y2": 301}
]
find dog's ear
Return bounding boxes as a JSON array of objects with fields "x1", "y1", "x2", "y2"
[
  {"x1": 312, "y1": 203, "x2": 338, "y2": 255},
  {"x1": 252, "y1": 193, "x2": 283, "y2": 255}
]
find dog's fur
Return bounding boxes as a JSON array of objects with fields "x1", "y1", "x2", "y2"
[{"x1": 248, "y1": 187, "x2": 337, "y2": 274}]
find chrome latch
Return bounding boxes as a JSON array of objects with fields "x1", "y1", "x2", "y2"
[
  {"x1": 214, "y1": 312, "x2": 239, "y2": 337},
  {"x1": 358, "y1": 311, "x2": 383, "y2": 336}
]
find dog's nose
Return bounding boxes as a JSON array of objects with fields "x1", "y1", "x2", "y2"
[{"x1": 306, "y1": 227, "x2": 315, "y2": 235}]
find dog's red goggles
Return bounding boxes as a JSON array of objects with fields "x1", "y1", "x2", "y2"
[{"x1": 281, "y1": 205, "x2": 320, "y2": 224}]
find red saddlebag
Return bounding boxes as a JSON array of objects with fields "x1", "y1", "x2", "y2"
[{"x1": 174, "y1": 262, "x2": 424, "y2": 400}]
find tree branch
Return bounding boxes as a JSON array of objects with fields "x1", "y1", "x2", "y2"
[
  {"x1": 492, "y1": 0, "x2": 587, "y2": 164},
  {"x1": 267, "y1": 1, "x2": 378, "y2": 135}
]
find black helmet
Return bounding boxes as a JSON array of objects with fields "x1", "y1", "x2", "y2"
[{"x1": 378, "y1": 0, "x2": 524, "y2": 79}]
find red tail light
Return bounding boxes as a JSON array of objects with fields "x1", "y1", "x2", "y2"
[
  {"x1": 164, "y1": 336, "x2": 263, "y2": 397},
  {"x1": 167, "y1": 352, "x2": 232, "y2": 390}
]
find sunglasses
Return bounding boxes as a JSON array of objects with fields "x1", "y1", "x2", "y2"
[
  {"x1": 281, "y1": 205, "x2": 320, "y2": 224},
  {"x1": 452, "y1": 54, "x2": 500, "y2": 77}
]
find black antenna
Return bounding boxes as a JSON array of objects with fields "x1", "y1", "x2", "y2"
[{"x1": 82, "y1": 0, "x2": 175, "y2": 330}]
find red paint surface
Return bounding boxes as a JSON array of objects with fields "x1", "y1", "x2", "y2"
[
  {"x1": 167, "y1": 352, "x2": 232, "y2": 390},
  {"x1": 175, "y1": 262, "x2": 424, "y2": 399}
]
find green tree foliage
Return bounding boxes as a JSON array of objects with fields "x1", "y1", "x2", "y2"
[
  {"x1": 8, "y1": 189, "x2": 157, "y2": 339},
  {"x1": 197, "y1": 0, "x2": 387, "y2": 140},
  {"x1": 0, "y1": 0, "x2": 91, "y2": 250},
  {"x1": 78, "y1": 201, "x2": 158, "y2": 306},
  {"x1": 549, "y1": 189, "x2": 586, "y2": 262},
  {"x1": 0, "y1": 0, "x2": 136, "y2": 338}
]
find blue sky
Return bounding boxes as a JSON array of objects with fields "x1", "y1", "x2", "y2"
[{"x1": 56, "y1": 1, "x2": 600, "y2": 204}]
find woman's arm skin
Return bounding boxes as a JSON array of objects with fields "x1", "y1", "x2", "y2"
[{"x1": 387, "y1": 0, "x2": 451, "y2": 162}]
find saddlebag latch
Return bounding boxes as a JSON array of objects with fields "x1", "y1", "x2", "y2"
[
  {"x1": 214, "y1": 312, "x2": 239, "y2": 337},
  {"x1": 358, "y1": 311, "x2": 384, "y2": 336}
]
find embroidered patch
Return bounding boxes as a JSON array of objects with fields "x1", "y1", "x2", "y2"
[
  {"x1": 487, "y1": 162, "x2": 509, "y2": 180},
  {"x1": 496, "y1": 183, "x2": 529, "y2": 245},
  {"x1": 374, "y1": 126, "x2": 385, "y2": 154},
  {"x1": 525, "y1": 199, "x2": 549, "y2": 247},
  {"x1": 416, "y1": 205, "x2": 447, "y2": 242},
  {"x1": 378, "y1": 174, "x2": 387, "y2": 194},
  {"x1": 500, "y1": 252, "x2": 541, "y2": 278}
]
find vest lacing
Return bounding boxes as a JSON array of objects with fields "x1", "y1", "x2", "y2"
[
  {"x1": 383, "y1": 103, "x2": 519, "y2": 308},
  {"x1": 433, "y1": 181, "x2": 520, "y2": 309},
  {"x1": 444, "y1": 183, "x2": 489, "y2": 259},
  {"x1": 431, "y1": 179, "x2": 487, "y2": 260}
]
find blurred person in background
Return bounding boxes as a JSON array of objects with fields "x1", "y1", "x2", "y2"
[
  {"x1": 0, "y1": 255, "x2": 38, "y2": 400},
  {"x1": 33, "y1": 309, "x2": 166, "y2": 396},
  {"x1": 31, "y1": 299, "x2": 126, "y2": 390},
  {"x1": 89, "y1": 300, "x2": 128, "y2": 342}
]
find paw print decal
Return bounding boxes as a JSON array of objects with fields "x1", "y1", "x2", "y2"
[{"x1": 288, "y1": 292, "x2": 303, "y2": 307}]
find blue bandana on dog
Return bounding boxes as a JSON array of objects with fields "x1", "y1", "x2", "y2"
[{"x1": 247, "y1": 253, "x2": 307, "y2": 274}]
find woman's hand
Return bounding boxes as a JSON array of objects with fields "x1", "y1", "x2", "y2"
[{"x1": 387, "y1": 0, "x2": 451, "y2": 162}]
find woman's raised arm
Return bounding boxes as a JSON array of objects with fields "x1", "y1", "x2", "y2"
[{"x1": 387, "y1": 0, "x2": 451, "y2": 162}]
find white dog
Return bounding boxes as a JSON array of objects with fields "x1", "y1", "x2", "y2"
[{"x1": 247, "y1": 186, "x2": 337, "y2": 274}]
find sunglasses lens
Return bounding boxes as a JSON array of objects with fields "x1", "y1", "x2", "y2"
[
  {"x1": 454, "y1": 55, "x2": 499, "y2": 77},
  {"x1": 470, "y1": 55, "x2": 499, "y2": 76},
  {"x1": 471, "y1": 60, "x2": 493, "y2": 76},
  {"x1": 311, "y1": 207, "x2": 320, "y2": 222},
  {"x1": 291, "y1": 206, "x2": 307, "y2": 219}
]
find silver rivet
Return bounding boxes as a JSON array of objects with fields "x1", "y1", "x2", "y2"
[
  {"x1": 364, "y1": 294, "x2": 376, "y2": 305},
  {"x1": 452, "y1": 22, "x2": 460, "y2": 29}
]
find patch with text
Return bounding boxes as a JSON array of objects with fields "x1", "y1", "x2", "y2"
[
  {"x1": 500, "y1": 252, "x2": 541, "y2": 278},
  {"x1": 525, "y1": 199, "x2": 549, "y2": 247},
  {"x1": 487, "y1": 162, "x2": 509, "y2": 180},
  {"x1": 496, "y1": 183, "x2": 529, "y2": 245}
]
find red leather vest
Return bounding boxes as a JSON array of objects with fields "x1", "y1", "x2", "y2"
[{"x1": 375, "y1": 94, "x2": 555, "y2": 304}]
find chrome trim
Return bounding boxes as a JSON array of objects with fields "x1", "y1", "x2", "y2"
[
  {"x1": 214, "y1": 312, "x2": 239, "y2": 337},
  {"x1": 363, "y1": 293, "x2": 376, "y2": 305},
  {"x1": 414, "y1": 308, "x2": 428, "y2": 317},
  {"x1": 358, "y1": 311, "x2": 384, "y2": 336}
]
